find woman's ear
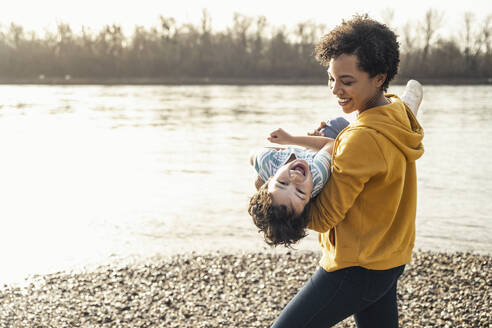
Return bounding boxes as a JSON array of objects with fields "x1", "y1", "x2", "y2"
[{"x1": 375, "y1": 73, "x2": 387, "y2": 88}]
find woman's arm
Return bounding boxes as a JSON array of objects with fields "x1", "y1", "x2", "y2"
[
  {"x1": 268, "y1": 128, "x2": 335, "y2": 153},
  {"x1": 308, "y1": 129, "x2": 386, "y2": 232}
]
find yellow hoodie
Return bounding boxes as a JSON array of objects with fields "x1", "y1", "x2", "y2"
[{"x1": 308, "y1": 95, "x2": 424, "y2": 272}]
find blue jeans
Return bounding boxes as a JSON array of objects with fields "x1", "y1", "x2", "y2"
[
  {"x1": 270, "y1": 265, "x2": 405, "y2": 328},
  {"x1": 321, "y1": 117, "x2": 350, "y2": 139}
]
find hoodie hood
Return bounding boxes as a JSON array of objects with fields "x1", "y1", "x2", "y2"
[{"x1": 354, "y1": 94, "x2": 424, "y2": 162}]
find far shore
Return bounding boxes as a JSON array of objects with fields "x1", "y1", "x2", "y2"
[{"x1": 0, "y1": 76, "x2": 491, "y2": 86}]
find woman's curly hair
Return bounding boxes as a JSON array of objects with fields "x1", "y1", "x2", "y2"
[
  {"x1": 248, "y1": 181, "x2": 311, "y2": 247},
  {"x1": 315, "y1": 14, "x2": 400, "y2": 92}
]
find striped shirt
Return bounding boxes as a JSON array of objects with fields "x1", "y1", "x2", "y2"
[{"x1": 253, "y1": 147, "x2": 331, "y2": 197}]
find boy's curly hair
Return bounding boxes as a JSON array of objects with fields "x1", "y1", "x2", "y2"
[
  {"x1": 315, "y1": 14, "x2": 400, "y2": 92},
  {"x1": 248, "y1": 181, "x2": 311, "y2": 247}
]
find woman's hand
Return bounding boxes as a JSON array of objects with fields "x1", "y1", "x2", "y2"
[
  {"x1": 308, "y1": 121, "x2": 327, "y2": 136},
  {"x1": 267, "y1": 128, "x2": 292, "y2": 145}
]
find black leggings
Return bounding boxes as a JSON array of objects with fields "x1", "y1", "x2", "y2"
[{"x1": 270, "y1": 265, "x2": 405, "y2": 328}]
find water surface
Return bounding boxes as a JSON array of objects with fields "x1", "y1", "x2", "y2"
[{"x1": 0, "y1": 84, "x2": 490, "y2": 284}]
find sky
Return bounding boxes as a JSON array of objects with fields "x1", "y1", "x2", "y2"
[{"x1": 1, "y1": 0, "x2": 491, "y2": 37}]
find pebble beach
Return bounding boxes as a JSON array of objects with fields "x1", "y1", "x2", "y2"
[{"x1": 0, "y1": 250, "x2": 490, "y2": 328}]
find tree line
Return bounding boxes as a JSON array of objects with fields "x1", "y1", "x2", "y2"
[{"x1": 0, "y1": 9, "x2": 490, "y2": 83}]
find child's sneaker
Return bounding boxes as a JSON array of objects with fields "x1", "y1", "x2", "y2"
[{"x1": 401, "y1": 79, "x2": 423, "y2": 116}]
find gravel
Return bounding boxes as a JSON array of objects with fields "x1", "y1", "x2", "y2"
[{"x1": 0, "y1": 250, "x2": 490, "y2": 328}]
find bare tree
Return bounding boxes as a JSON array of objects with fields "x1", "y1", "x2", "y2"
[
  {"x1": 201, "y1": 9, "x2": 212, "y2": 35},
  {"x1": 256, "y1": 16, "x2": 268, "y2": 37},
  {"x1": 6, "y1": 23, "x2": 24, "y2": 49},
  {"x1": 198, "y1": 9, "x2": 214, "y2": 76},
  {"x1": 401, "y1": 21, "x2": 417, "y2": 53},
  {"x1": 80, "y1": 26, "x2": 95, "y2": 55},
  {"x1": 159, "y1": 16, "x2": 177, "y2": 40},
  {"x1": 420, "y1": 8, "x2": 444, "y2": 61},
  {"x1": 476, "y1": 14, "x2": 492, "y2": 55},
  {"x1": 54, "y1": 22, "x2": 74, "y2": 58},
  {"x1": 461, "y1": 12, "x2": 475, "y2": 56},
  {"x1": 295, "y1": 20, "x2": 319, "y2": 45},
  {"x1": 232, "y1": 13, "x2": 253, "y2": 50},
  {"x1": 252, "y1": 16, "x2": 268, "y2": 58},
  {"x1": 294, "y1": 20, "x2": 319, "y2": 74}
]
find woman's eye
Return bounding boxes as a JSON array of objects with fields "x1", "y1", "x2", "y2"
[
  {"x1": 279, "y1": 181, "x2": 287, "y2": 185},
  {"x1": 297, "y1": 188, "x2": 305, "y2": 195},
  {"x1": 343, "y1": 81, "x2": 352, "y2": 86}
]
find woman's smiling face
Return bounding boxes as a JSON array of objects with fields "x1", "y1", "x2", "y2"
[{"x1": 327, "y1": 53, "x2": 386, "y2": 114}]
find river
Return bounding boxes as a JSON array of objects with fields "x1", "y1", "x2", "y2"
[{"x1": 0, "y1": 84, "x2": 490, "y2": 284}]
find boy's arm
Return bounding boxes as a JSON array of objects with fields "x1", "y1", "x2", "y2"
[
  {"x1": 289, "y1": 135, "x2": 334, "y2": 153},
  {"x1": 249, "y1": 149, "x2": 271, "y2": 189},
  {"x1": 268, "y1": 128, "x2": 334, "y2": 152},
  {"x1": 254, "y1": 175, "x2": 265, "y2": 190}
]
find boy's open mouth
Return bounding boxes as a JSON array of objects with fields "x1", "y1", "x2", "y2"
[{"x1": 292, "y1": 163, "x2": 306, "y2": 176}]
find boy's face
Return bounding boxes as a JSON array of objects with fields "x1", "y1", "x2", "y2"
[
  {"x1": 327, "y1": 53, "x2": 384, "y2": 114},
  {"x1": 268, "y1": 158, "x2": 313, "y2": 216}
]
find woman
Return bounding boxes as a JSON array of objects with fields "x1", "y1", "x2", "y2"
[{"x1": 270, "y1": 15, "x2": 424, "y2": 328}]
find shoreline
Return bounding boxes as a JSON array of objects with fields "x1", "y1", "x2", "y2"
[
  {"x1": 0, "y1": 76, "x2": 491, "y2": 86},
  {"x1": 1, "y1": 250, "x2": 489, "y2": 327}
]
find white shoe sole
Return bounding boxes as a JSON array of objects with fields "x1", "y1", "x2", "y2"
[{"x1": 401, "y1": 80, "x2": 423, "y2": 116}]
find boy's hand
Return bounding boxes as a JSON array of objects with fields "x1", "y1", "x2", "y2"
[
  {"x1": 307, "y1": 121, "x2": 327, "y2": 136},
  {"x1": 254, "y1": 175, "x2": 265, "y2": 190},
  {"x1": 267, "y1": 128, "x2": 292, "y2": 145}
]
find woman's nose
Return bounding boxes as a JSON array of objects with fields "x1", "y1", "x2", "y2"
[{"x1": 332, "y1": 82, "x2": 342, "y2": 96}]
